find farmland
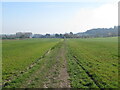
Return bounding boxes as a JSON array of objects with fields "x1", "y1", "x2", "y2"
[
  {"x1": 2, "y1": 38, "x2": 60, "y2": 85},
  {"x1": 66, "y1": 37, "x2": 118, "y2": 88},
  {"x1": 2, "y1": 37, "x2": 118, "y2": 88}
]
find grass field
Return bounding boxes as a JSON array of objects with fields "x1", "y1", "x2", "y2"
[
  {"x1": 2, "y1": 38, "x2": 60, "y2": 83},
  {"x1": 66, "y1": 37, "x2": 118, "y2": 88},
  {"x1": 2, "y1": 37, "x2": 118, "y2": 88}
]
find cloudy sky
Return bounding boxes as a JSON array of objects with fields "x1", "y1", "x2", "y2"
[{"x1": 1, "y1": 0, "x2": 119, "y2": 34}]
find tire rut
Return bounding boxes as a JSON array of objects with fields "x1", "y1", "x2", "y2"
[{"x1": 73, "y1": 55, "x2": 101, "y2": 88}]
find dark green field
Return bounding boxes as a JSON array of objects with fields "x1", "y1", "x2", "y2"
[{"x1": 2, "y1": 37, "x2": 118, "y2": 88}]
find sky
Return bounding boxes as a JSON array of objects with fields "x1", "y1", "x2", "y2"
[{"x1": 1, "y1": 0, "x2": 119, "y2": 34}]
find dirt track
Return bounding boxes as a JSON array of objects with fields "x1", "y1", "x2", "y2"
[{"x1": 44, "y1": 41, "x2": 71, "y2": 88}]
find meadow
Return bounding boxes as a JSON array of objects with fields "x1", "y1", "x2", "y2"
[
  {"x1": 66, "y1": 37, "x2": 118, "y2": 88},
  {"x1": 2, "y1": 38, "x2": 60, "y2": 84},
  {"x1": 2, "y1": 37, "x2": 118, "y2": 88}
]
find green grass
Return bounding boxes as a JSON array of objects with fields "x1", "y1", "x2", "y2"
[
  {"x1": 3, "y1": 40, "x2": 64, "y2": 88},
  {"x1": 2, "y1": 38, "x2": 60, "y2": 81},
  {"x1": 66, "y1": 37, "x2": 118, "y2": 88},
  {"x1": 2, "y1": 37, "x2": 118, "y2": 88}
]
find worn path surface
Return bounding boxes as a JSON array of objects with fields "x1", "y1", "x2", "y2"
[{"x1": 44, "y1": 41, "x2": 71, "y2": 88}]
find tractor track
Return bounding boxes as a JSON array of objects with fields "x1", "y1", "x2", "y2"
[{"x1": 73, "y1": 55, "x2": 101, "y2": 88}]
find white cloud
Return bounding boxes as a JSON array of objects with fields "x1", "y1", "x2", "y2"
[
  {"x1": 92, "y1": 3, "x2": 118, "y2": 27},
  {"x1": 65, "y1": 2, "x2": 118, "y2": 33}
]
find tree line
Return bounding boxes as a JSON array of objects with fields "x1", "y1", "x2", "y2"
[{"x1": 1, "y1": 26, "x2": 119, "y2": 39}]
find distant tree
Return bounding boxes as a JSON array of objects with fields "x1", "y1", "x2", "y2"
[
  {"x1": 60, "y1": 34, "x2": 63, "y2": 38},
  {"x1": 55, "y1": 34, "x2": 60, "y2": 38},
  {"x1": 69, "y1": 32, "x2": 74, "y2": 38},
  {"x1": 70, "y1": 32, "x2": 73, "y2": 35},
  {"x1": 45, "y1": 34, "x2": 50, "y2": 38},
  {"x1": 64, "y1": 33, "x2": 70, "y2": 38}
]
